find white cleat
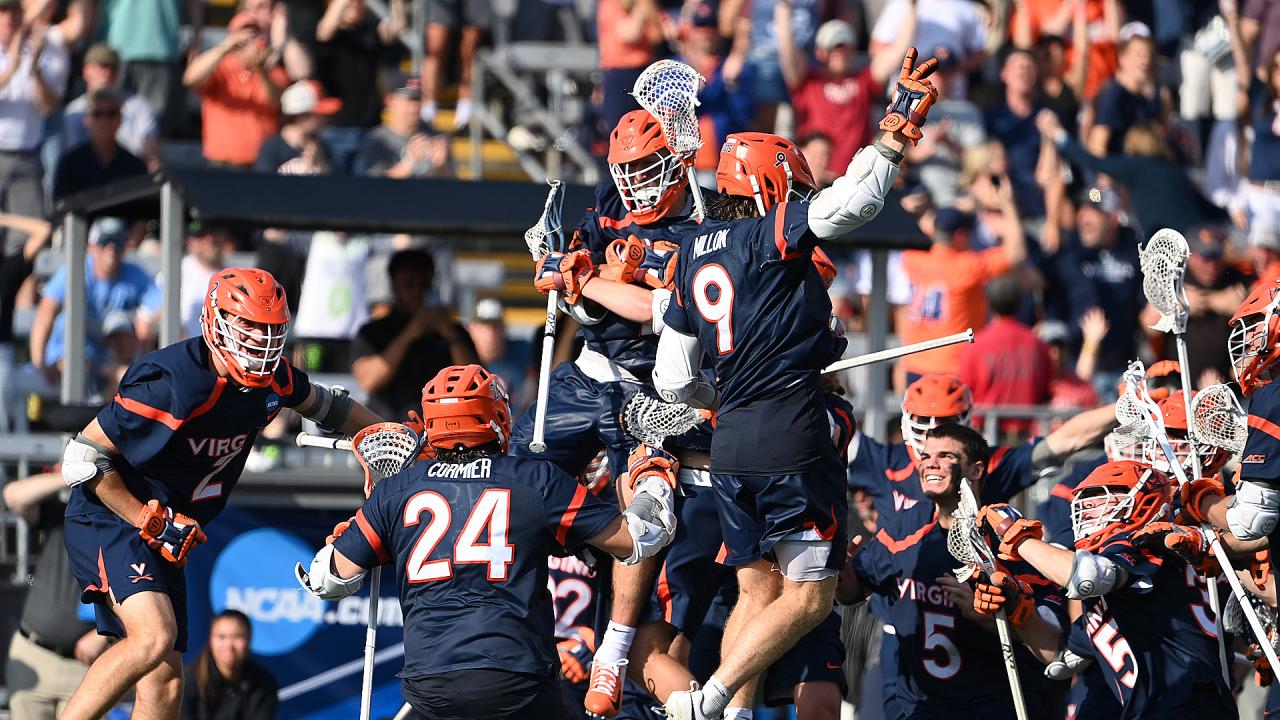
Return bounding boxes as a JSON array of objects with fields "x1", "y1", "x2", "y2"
[{"x1": 664, "y1": 689, "x2": 721, "y2": 720}]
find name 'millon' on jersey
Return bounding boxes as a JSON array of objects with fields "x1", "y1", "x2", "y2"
[
  {"x1": 333, "y1": 453, "x2": 620, "y2": 679},
  {"x1": 663, "y1": 201, "x2": 843, "y2": 473},
  {"x1": 571, "y1": 182, "x2": 710, "y2": 376},
  {"x1": 66, "y1": 337, "x2": 312, "y2": 527},
  {"x1": 1076, "y1": 537, "x2": 1233, "y2": 719},
  {"x1": 853, "y1": 509, "x2": 1068, "y2": 712}
]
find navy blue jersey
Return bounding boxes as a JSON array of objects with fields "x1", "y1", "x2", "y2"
[
  {"x1": 547, "y1": 552, "x2": 602, "y2": 640},
  {"x1": 1063, "y1": 620, "x2": 1123, "y2": 720},
  {"x1": 1078, "y1": 537, "x2": 1232, "y2": 718},
  {"x1": 334, "y1": 453, "x2": 620, "y2": 679},
  {"x1": 67, "y1": 337, "x2": 311, "y2": 526},
  {"x1": 571, "y1": 183, "x2": 708, "y2": 374},
  {"x1": 853, "y1": 508, "x2": 1067, "y2": 709},
  {"x1": 1038, "y1": 453, "x2": 1108, "y2": 548},
  {"x1": 1239, "y1": 381, "x2": 1280, "y2": 577}
]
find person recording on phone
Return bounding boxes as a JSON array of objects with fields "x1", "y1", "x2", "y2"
[{"x1": 350, "y1": 249, "x2": 478, "y2": 420}]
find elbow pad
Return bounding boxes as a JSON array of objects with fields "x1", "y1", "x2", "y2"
[
  {"x1": 621, "y1": 476, "x2": 677, "y2": 565},
  {"x1": 559, "y1": 296, "x2": 607, "y2": 325},
  {"x1": 62, "y1": 434, "x2": 115, "y2": 488},
  {"x1": 648, "y1": 289, "x2": 672, "y2": 335},
  {"x1": 1045, "y1": 648, "x2": 1093, "y2": 680},
  {"x1": 807, "y1": 144, "x2": 901, "y2": 240},
  {"x1": 1226, "y1": 480, "x2": 1280, "y2": 541},
  {"x1": 300, "y1": 384, "x2": 355, "y2": 433},
  {"x1": 1066, "y1": 550, "x2": 1121, "y2": 600},
  {"x1": 295, "y1": 544, "x2": 366, "y2": 600}
]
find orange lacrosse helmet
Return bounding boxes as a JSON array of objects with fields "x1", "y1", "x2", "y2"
[
  {"x1": 1229, "y1": 279, "x2": 1280, "y2": 395},
  {"x1": 420, "y1": 365, "x2": 512, "y2": 452},
  {"x1": 608, "y1": 110, "x2": 689, "y2": 224},
  {"x1": 717, "y1": 132, "x2": 818, "y2": 216},
  {"x1": 1071, "y1": 460, "x2": 1175, "y2": 552},
  {"x1": 200, "y1": 268, "x2": 290, "y2": 388},
  {"x1": 901, "y1": 374, "x2": 973, "y2": 455},
  {"x1": 812, "y1": 246, "x2": 837, "y2": 288}
]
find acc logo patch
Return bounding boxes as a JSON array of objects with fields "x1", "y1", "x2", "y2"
[{"x1": 1243, "y1": 454, "x2": 1268, "y2": 464}]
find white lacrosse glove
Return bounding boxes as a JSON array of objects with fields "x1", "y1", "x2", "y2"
[
  {"x1": 1227, "y1": 480, "x2": 1280, "y2": 540},
  {"x1": 620, "y1": 446, "x2": 679, "y2": 565}
]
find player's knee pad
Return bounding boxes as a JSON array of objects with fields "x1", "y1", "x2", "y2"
[
  {"x1": 1066, "y1": 550, "x2": 1121, "y2": 600},
  {"x1": 1227, "y1": 480, "x2": 1280, "y2": 540},
  {"x1": 61, "y1": 434, "x2": 115, "y2": 487},
  {"x1": 807, "y1": 144, "x2": 900, "y2": 240},
  {"x1": 295, "y1": 544, "x2": 366, "y2": 600},
  {"x1": 774, "y1": 538, "x2": 837, "y2": 582}
]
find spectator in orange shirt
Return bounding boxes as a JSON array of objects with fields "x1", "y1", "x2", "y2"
[
  {"x1": 183, "y1": 12, "x2": 290, "y2": 168},
  {"x1": 596, "y1": 0, "x2": 661, "y2": 130},
  {"x1": 900, "y1": 205, "x2": 1027, "y2": 383},
  {"x1": 957, "y1": 274, "x2": 1053, "y2": 439},
  {"x1": 1011, "y1": 0, "x2": 1122, "y2": 101}
]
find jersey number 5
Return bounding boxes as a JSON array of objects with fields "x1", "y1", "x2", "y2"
[
  {"x1": 692, "y1": 264, "x2": 735, "y2": 354},
  {"x1": 404, "y1": 488, "x2": 515, "y2": 582}
]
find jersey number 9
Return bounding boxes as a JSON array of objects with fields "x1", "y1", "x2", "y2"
[{"x1": 692, "y1": 264, "x2": 735, "y2": 355}]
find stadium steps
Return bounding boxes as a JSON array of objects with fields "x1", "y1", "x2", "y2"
[
  {"x1": 430, "y1": 108, "x2": 529, "y2": 183},
  {"x1": 455, "y1": 250, "x2": 552, "y2": 328}
]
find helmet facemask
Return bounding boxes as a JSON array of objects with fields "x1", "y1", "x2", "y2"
[
  {"x1": 610, "y1": 149, "x2": 687, "y2": 220},
  {"x1": 901, "y1": 411, "x2": 970, "y2": 457},
  {"x1": 1071, "y1": 484, "x2": 1138, "y2": 545},
  {"x1": 204, "y1": 304, "x2": 288, "y2": 386},
  {"x1": 1229, "y1": 306, "x2": 1279, "y2": 394}
]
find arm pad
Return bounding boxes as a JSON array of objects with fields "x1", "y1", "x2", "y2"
[
  {"x1": 297, "y1": 384, "x2": 355, "y2": 433},
  {"x1": 61, "y1": 434, "x2": 116, "y2": 488},
  {"x1": 295, "y1": 543, "x2": 366, "y2": 600},
  {"x1": 1227, "y1": 480, "x2": 1280, "y2": 540},
  {"x1": 559, "y1": 295, "x2": 608, "y2": 325},
  {"x1": 1066, "y1": 550, "x2": 1126, "y2": 599},
  {"x1": 807, "y1": 143, "x2": 901, "y2": 240},
  {"x1": 653, "y1": 327, "x2": 706, "y2": 405},
  {"x1": 648, "y1": 289, "x2": 672, "y2": 335}
]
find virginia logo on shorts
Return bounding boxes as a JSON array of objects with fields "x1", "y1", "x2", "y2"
[{"x1": 129, "y1": 562, "x2": 154, "y2": 583}]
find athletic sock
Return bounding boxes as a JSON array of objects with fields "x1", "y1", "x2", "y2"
[
  {"x1": 701, "y1": 676, "x2": 733, "y2": 716},
  {"x1": 593, "y1": 622, "x2": 636, "y2": 666}
]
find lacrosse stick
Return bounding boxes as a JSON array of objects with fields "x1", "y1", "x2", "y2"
[
  {"x1": 1190, "y1": 383, "x2": 1247, "y2": 462},
  {"x1": 946, "y1": 478, "x2": 1029, "y2": 720},
  {"x1": 620, "y1": 388, "x2": 706, "y2": 446},
  {"x1": 296, "y1": 432, "x2": 353, "y2": 451},
  {"x1": 1114, "y1": 362, "x2": 1280, "y2": 677},
  {"x1": 632, "y1": 60, "x2": 707, "y2": 220},
  {"x1": 1140, "y1": 229, "x2": 1201, "y2": 478},
  {"x1": 526, "y1": 180, "x2": 566, "y2": 453},
  {"x1": 348, "y1": 423, "x2": 423, "y2": 720},
  {"x1": 822, "y1": 329, "x2": 974, "y2": 375}
]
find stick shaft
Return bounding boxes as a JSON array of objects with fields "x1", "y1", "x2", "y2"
[
  {"x1": 360, "y1": 566, "x2": 380, "y2": 720},
  {"x1": 995, "y1": 611, "x2": 1029, "y2": 720},
  {"x1": 530, "y1": 290, "x2": 558, "y2": 453},
  {"x1": 822, "y1": 329, "x2": 974, "y2": 374},
  {"x1": 686, "y1": 166, "x2": 705, "y2": 221},
  {"x1": 296, "y1": 433, "x2": 353, "y2": 451}
]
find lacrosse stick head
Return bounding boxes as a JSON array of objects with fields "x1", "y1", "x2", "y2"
[
  {"x1": 1070, "y1": 460, "x2": 1174, "y2": 551},
  {"x1": 1139, "y1": 229, "x2": 1190, "y2": 334},
  {"x1": 420, "y1": 364, "x2": 512, "y2": 452},
  {"x1": 1112, "y1": 392, "x2": 1226, "y2": 477},
  {"x1": 946, "y1": 479, "x2": 993, "y2": 582},
  {"x1": 632, "y1": 59, "x2": 704, "y2": 157},
  {"x1": 1110, "y1": 361, "x2": 1164, "y2": 452},
  {"x1": 607, "y1": 109, "x2": 689, "y2": 223},
  {"x1": 620, "y1": 388, "x2": 705, "y2": 446},
  {"x1": 1229, "y1": 279, "x2": 1280, "y2": 396},
  {"x1": 1223, "y1": 588, "x2": 1279, "y2": 652},
  {"x1": 716, "y1": 132, "x2": 817, "y2": 216},
  {"x1": 580, "y1": 450, "x2": 612, "y2": 497},
  {"x1": 352, "y1": 422, "x2": 423, "y2": 497},
  {"x1": 1190, "y1": 383, "x2": 1247, "y2": 465},
  {"x1": 524, "y1": 180, "x2": 565, "y2": 259},
  {"x1": 901, "y1": 374, "x2": 973, "y2": 456}
]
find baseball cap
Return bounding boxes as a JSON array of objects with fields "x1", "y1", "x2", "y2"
[
  {"x1": 1119, "y1": 21, "x2": 1151, "y2": 43},
  {"x1": 102, "y1": 309, "x2": 135, "y2": 337},
  {"x1": 934, "y1": 207, "x2": 976, "y2": 236},
  {"x1": 475, "y1": 298, "x2": 504, "y2": 324},
  {"x1": 1036, "y1": 320, "x2": 1071, "y2": 346},
  {"x1": 84, "y1": 42, "x2": 120, "y2": 67},
  {"x1": 1076, "y1": 186, "x2": 1119, "y2": 214},
  {"x1": 90, "y1": 217, "x2": 129, "y2": 247},
  {"x1": 1187, "y1": 225, "x2": 1226, "y2": 260},
  {"x1": 391, "y1": 76, "x2": 422, "y2": 100},
  {"x1": 281, "y1": 80, "x2": 342, "y2": 116},
  {"x1": 815, "y1": 20, "x2": 855, "y2": 51}
]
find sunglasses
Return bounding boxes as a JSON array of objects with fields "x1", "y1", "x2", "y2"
[{"x1": 89, "y1": 109, "x2": 121, "y2": 119}]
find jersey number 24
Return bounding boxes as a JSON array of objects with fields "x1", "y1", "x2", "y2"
[{"x1": 403, "y1": 488, "x2": 515, "y2": 582}]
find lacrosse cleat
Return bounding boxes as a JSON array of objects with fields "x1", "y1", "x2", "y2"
[
  {"x1": 584, "y1": 658, "x2": 627, "y2": 718},
  {"x1": 664, "y1": 688, "x2": 721, "y2": 720}
]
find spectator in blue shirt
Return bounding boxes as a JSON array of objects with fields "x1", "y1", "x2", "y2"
[
  {"x1": 28, "y1": 217, "x2": 161, "y2": 395},
  {"x1": 984, "y1": 48, "x2": 1044, "y2": 218},
  {"x1": 1048, "y1": 186, "x2": 1145, "y2": 397}
]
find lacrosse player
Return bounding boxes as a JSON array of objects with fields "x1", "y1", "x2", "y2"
[
  {"x1": 297, "y1": 364, "x2": 678, "y2": 719},
  {"x1": 844, "y1": 424, "x2": 1067, "y2": 720},
  {"x1": 651, "y1": 48, "x2": 945, "y2": 720},
  {"x1": 58, "y1": 268, "x2": 384, "y2": 720},
  {"x1": 986, "y1": 460, "x2": 1236, "y2": 719}
]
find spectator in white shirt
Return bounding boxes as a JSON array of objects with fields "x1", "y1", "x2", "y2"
[
  {"x1": 869, "y1": 0, "x2": 986, "y2": 99},
  {"x1": 179, "y1": 220, "x2": 229, "y2": 338},
  {"x1": 0, "y1": 0, "x2": 68, "y2": 249},
  {"x1": 63, "y1": 43, "x2": 161, "y2": 170}
]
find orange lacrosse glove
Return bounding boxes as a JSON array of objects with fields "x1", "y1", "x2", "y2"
[
  {"x1": 878, "y1": 48, "x2": 940, "y2": 145},
  {"x1": 557, "y1": 627, "x2": 596, "y2": 684},
  {"x1": 979, "y1": 504, "x2": 1042, "y2": 561},
  {"x1": 973, "y1": 571, "x2": 1035, "y2": 627},
  {"x1": 606, "y1": 236, "x2": 678, "y2": 290},
  {"x1": 535, "y1": 249, "x2": 595, "y2": 303},
  {"x1": 136, "y1": 500, "x2": 207, "y2": 567},
  {"x1": 1133, "y1": 522, "x2": 1218, "y2": 575},
  {"x1": 1177, "y1": 477, "x2": 1225, "y2": 525},
  {"x1": 326, "y1": 516, "x2": 355, "y2": 545}
]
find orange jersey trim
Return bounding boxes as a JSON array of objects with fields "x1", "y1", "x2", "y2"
[
  {"x1": 1248, "y1": 414, "x2": 1280, "y2": 441},
  {"x1": 876, "y1": 509, "x2": 939, "y2": 554},
  {"x1": 270, "y1": 362, "x2": 295, "y2": 399},
  {"x1": 556, "y1": 484, "x2": 589, "y2": 547},
  {"x1": 188, "y1": 378, "x2": 228, "y2": 422},
  {"x1": 114, "y1": 395, "x2": 183, "y2": 431},
  {"x1": 599, "y1": 214, "x2": 637, "y2": 232},
  {"x1": 773, "y1": 201, "x2": 802, "y2": 260},
  {"x1": 656, "y1": 562, "x2": 673, "y2": 623},
  {"x1": 885, "y1": 463, "x2": 916, "y2": 483},
  {"x1": 1051, "y1": 483, "x2": 1076, "y2": 500},
  {"x1": 355, "y1": 509, "x2": 390, "y2": 565}
]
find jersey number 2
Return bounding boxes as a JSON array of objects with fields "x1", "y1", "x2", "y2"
[
  {"x1": 692, "y1": 264, "x2": 735, "y2": 354},
  {"x1": 404, "y1": 488, "x2": 515, "y2": 582}
]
